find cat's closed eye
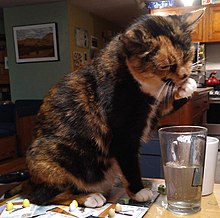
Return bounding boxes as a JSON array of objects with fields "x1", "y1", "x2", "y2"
[
  {"x1": 159, "y1": 65, "x2": 171, "y2": 70},
  {"x1": 159, "y1": 64, "x2": 177, "y2": 72}
]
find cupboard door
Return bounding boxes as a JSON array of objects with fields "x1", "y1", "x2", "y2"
[
  {"x1": 150, "y1": 8, "x2": 180, "y2": 16},
  {"x1": 191, "y1": 93, "x2": 209, "y2": 125},
  {"x1": 140, "y1": 155, "x2": 163, "y2": 178},
  {"x1": 191, "y1": 15, "x2": 205, "y2": 42},
  {"x1": 0, "y1": 72, "x2": 9, "y2": 84},
  {"x1": 207, "y1": 5, "x2": 220, "y2": 42},
  {"x1": 151, "y1": 6, "x2": 205, "y2": 42},
  {"x1": 180, "y1": 6, "x2": 205, "y2": 42},
  {"x1": 0, "y1": 36, "x2": 9, "y2": 85},
  {"x1": 140, "y1": 138, "x2": 163, "y2": 178}
]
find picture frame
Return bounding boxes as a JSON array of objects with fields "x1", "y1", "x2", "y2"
[
  {"x1": 75, "y1": 27, "x2": 88, "y2": 48},
  {"x1": 91, "y1": 36, "x2": 98, "y2": 49},
  {"x1": 13, "y1": 23, "x2": 59, "y2": 63}
]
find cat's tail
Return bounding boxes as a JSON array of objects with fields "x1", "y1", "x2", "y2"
[
  {"x1": 4, "y1": 180, "x2": 32, "y2": 199},
  {"x1": 3, "y1": 179, "x2": 68, "y2": 205}
]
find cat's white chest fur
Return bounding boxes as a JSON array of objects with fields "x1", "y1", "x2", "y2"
[{"x1": 139, "y1": 82, "x2": 165, "y2": 100}]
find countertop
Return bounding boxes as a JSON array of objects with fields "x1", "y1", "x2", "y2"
[
  {"x1": 0, "y1": 178, "x2": 219, "y2": 217},
  {"x1": 145, "y1": 179, "x2": 220, "y2": 218},
  {"x1": 194, "y1": 87, "x2": 213, "y2": 95}
]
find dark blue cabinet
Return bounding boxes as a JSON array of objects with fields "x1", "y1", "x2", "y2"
[{"x1": 139, "y1": 135, "x2": 163, "y2": 178}]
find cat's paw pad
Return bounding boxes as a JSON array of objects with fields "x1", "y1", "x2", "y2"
[
  {"x1": 132, "y1": 188, "x2": 153, "y2": 202},
  {"x1": 84, "y1": 193, "x2": 106, "y2": 208},
  {"x1": 175, "y1": 78, "x2": 197, "y2": 99}
]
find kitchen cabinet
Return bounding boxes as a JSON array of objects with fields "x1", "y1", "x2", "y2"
[
  {"x1": 0, "y1": 35, "x2": 9, "y2": 85},
  {"x1": 0, "y1": 64, "x2": 9, "y2": 85},
  {"x1": 207, "y1": 4, "x2": 220, "y2": 42},
  {"x1": 159, "y1": 87, "x2": 211, "y2": 126},
  {"x1": 0, "y1": 35, "x2": 11, "y2": 102},
  {"x1": 140, "y1": 134, "x2": 163, "y2": 179},
  {"x1": 151, "y1": 4, "x2": 220, "y2": 42},
  {"x1": 181, "y1": 6, "x2": 205, "y2": 42},
  {"x1": 150, "y1": 5, "x2": 205, "y2": 42},
  {"x1": 140, "y1": 88, "x2": 212, "y2": 179}
]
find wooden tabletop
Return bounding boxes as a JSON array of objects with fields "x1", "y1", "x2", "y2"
[
  {"x1": 145, "y1": 181, "x2": 220, "y2": 218},
  {"x1": 1, "y1": 178, "x2": 219, "y2": 217}
]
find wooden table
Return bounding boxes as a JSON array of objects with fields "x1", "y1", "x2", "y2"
[
  {"x1": 145, "y1": 179, "x2": 220, "y2": 218},
  {"x1": 1, "y1": 178, "x2": 219, "y2": 217}
]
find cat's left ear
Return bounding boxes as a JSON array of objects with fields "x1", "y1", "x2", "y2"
[
  {"x1": 119, "y1": 30, "x2": 148, "y2": 55},
  {"x1": 183, "y1": 8, "x2": 206, "y2": 32}
]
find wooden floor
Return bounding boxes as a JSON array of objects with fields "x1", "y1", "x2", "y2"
[{"x1": 0, "y1": 157, "x2": 26, "y2": 174}]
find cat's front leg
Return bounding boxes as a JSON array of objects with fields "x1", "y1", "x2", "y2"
[
  {"x1": 124, "y1": 172, "x2": 153, "y2": 203},
  {"x1": 130, "y1": 187, "x2": 153, "y2": 202},
  {"x1": 174, "y1": 78, "x2": 197, "y2": 100},
  {"x1": 115, "y1": 150, "x2": 153, "y2": 202},
  {"x1": 161, "y1": 78, "x2": 197, "y2": 117}
]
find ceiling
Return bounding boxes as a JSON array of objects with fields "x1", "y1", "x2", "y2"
[
  {"x1": 0, "y1": 0, "x2": 148, "y2": 27},
  {"x1": 70, "y1": 0, "x2": 147, "y2": 27},
  {"x1": 0, "y1": 0, "x2": 61, "y2": 7}
]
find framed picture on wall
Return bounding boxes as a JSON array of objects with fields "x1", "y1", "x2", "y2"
[
  {"x1": 13, "y1": 23, "x2": 59, "y2": 63},
  {"x1": 91, "y1": 36, "x2": 98, "y2": 49},
  {"x1": 75, "y1": 27, "x2": 88, "y2": 48}
]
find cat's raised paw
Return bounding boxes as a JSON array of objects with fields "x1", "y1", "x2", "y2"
[
  {"x1": 84, "y1": 193, "x2": 106, "y2": 208},
  {"x1": 175, "y1": 78, "x2": 197, "y2": 99},
  {"x1": 132, "y1": 188, "x2": 153, "y2": 202}
]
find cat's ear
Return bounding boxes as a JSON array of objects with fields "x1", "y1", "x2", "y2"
[
  {"x1": 119, "y1": 30, "x2": 143, "y2": 52},
  {"x1": 120, "y1": 30, "x2": 151, "y2": 55},
  {"x1": 183, "y1": 8, "x2": 206, "y2": 32},
  {"x1": 120, "y1": 30, "x2": 143, "y2": 46}
]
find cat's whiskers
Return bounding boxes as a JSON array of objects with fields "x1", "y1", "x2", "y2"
[
  {"x1": 164, "y1": 81, "x2": 174, "y2": 106},
  {"x1": 156, "y1": 81, "x2": 168, "y2": 100},
  {"x1": 139, "y1": 51, "x2": 150, "y2": 58},
  {"x1": 156, "y1": 80, "x2": 173, "y2": 102},
  {"x1": 156, "y1": 79, "x2": 174, "y2": 107},
  {"x1": 162, "y1": 82, "x2": 170, "y2": 105}
]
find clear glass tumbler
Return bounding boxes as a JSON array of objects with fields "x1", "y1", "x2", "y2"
[{"x1": 158, "y1": 126, "x2": 207, "y2": 215}]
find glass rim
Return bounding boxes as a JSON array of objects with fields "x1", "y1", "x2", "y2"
[
  {"x1": 207, "y1": 136, "x2": 219, "y2": 143},
  {"x1": 158, "y1": 125, "x2": 207, "y2": 135}
]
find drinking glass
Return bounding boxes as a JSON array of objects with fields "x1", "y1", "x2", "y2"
[{"x1": 158, "y1": 126, "x2": 207, "y2": 215}]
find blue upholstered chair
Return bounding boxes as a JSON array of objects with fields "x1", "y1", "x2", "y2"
[
  {"x1": 15, "y1": 100, "x2": 42, "y2": 156},
  {"x1": 0, "y1": 102, "x2": 17, "y2": 161}
]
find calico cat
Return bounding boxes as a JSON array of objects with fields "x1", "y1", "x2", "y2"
[{"x1": 10, "y1": 9, "x2": 204, "y2": 207}]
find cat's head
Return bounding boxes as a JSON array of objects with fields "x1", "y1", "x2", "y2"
[{"x1": 120, "y1": 9, "x2": 205, "y2": 95}]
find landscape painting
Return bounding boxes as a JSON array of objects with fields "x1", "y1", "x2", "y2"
[{"x1": 13, "y1": 23, "x2": 59, "y2": 63}]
